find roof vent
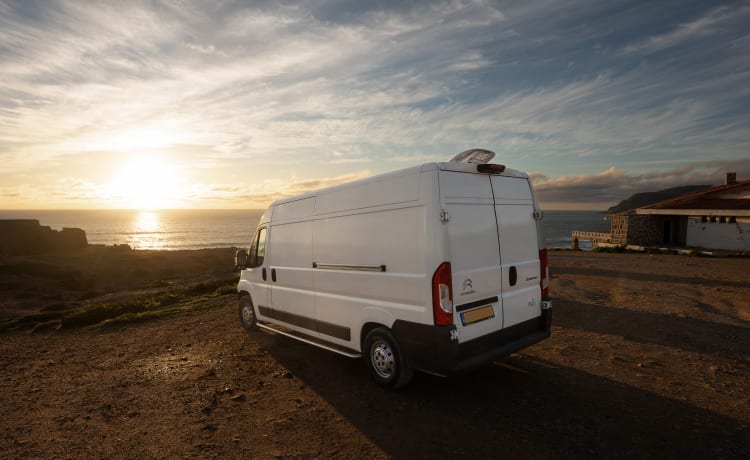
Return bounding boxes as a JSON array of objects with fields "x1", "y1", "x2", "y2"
[
  {"x1": 450, "y1": 148, "x2": 495, "y2": 164},
  {"x1": 726, "y1": 172, "x2": 737, "y2": 185}
]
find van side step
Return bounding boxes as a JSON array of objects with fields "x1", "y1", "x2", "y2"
[{"x1": 257, "y1": 322, "x2": 361, "y2": 358}]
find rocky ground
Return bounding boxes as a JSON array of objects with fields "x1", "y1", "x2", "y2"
[{"x1": 0, "y1": 250, "x2": 748, "y2": 459}]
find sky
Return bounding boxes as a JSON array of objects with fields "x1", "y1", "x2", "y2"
[{"x1": 1, "y1": 0, "x2": 749, "y2": 210}]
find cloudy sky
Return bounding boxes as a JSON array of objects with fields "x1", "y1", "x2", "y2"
[{"x1": 1, "y1": 0, "x2": 749, "y2": 210}]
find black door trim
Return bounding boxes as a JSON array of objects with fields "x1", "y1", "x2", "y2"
[{"x1": 257, "y1": 306, "x2": 351, "y2": 341}]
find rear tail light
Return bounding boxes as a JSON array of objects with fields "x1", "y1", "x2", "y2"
[
  {"x1": 539, "y1": 248, "x2": 550, "y2": 299},
  {"x1": 432, "y1": 262, "x2": 453, "y2": 326}
]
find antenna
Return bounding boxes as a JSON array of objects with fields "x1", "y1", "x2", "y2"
[{"x1": 449, "y1": 148, "x2": 496, "y2": 164}]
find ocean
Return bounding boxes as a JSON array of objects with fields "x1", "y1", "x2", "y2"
[
  {"x1": 0, "y1": 209, "x2": 609, "y2": 251},
  {"x1": 541, "y1": 210, "x2": 611, "y2": 249}
]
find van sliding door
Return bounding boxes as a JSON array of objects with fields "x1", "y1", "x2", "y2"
[{"x1": 266, "y1": 198, "x2": 318, "y2": 337}]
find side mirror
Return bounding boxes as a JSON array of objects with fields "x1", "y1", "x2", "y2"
[{"x1": 235, "y1": 249, "x2": 248, "y2": 270}]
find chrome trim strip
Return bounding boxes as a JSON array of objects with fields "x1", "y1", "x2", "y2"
[{"x1": 312, "y1": 262, "x2": 386, "y2": 272}]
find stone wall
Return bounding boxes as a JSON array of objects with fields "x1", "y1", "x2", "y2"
[
  {"x1": 571, "y1": 231, "x2": 612, "y2": 249},
  {"x1": 627, "y1": 214, "x2": 662, "y2": 246},
  {"x1": 609, "y1": 213, "x2": 664, "y2": 246},
  {"x1": 0, "y1": 220, "x2": 88, "y2": 256},
  {"x1": 609, "y1": 213, "x2": 630, "y2": 245}
]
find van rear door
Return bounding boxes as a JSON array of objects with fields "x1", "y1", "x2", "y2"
[
  {"x1": 439, "y1": 170, "x2": 505, "y2": 343},
  {"x1": 490, "y1": 176, "x2": 542, "y2": 327}
]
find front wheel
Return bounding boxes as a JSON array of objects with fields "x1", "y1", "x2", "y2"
[
  {"x1": 363, "y1": 327, "x2": 413, "y2": 389},
  {"x1": 238, "y1": 294, "x2": 257, "y2": 330}
]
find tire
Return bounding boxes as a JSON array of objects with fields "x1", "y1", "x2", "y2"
[
  {"x1": 363, "y1": 327, "x2": 414, "y2": 389},
  {"x1": 238, "y1": 293, "x2": 257, "y2": 330}
]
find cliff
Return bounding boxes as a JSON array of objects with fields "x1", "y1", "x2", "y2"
[
  {"x1": 0, "y1": 220, "x2": 88, "y2": 256},
  {"x1": 607, "y1": 185, "x2": 709, "y2": 213}
]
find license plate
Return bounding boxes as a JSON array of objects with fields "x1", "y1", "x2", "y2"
[{"x1": 461, "y1": 305, "x2": 495, "y2": 326}]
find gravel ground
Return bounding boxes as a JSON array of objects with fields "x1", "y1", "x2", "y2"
[{"x1": 1, "y1": 250, "x2": 748, "y2": 459}]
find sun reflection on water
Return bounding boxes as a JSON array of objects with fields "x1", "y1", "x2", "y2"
[{"x1": 130, "y1": 211, "x2": 167, "y2": 250}]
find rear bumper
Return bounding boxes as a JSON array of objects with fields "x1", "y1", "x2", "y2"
[{"x1": 392, "y1": 305, "x2": 552, "y2": 376}]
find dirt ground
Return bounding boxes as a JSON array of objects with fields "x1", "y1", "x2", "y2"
[{"x1": 1, "y1": 250, "x2": 748, "y2": 459}]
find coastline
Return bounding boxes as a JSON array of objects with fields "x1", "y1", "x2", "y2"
[
  {"x1": 2, "y1": 209, "x2": 612, "y2": 250},
  {"x1": 0, "y1": 246, "x2": 238, "y2": 323}
]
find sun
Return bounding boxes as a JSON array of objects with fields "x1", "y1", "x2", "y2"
[{"x1": 106, "y1": 156, "x2": 185, "y2": 209}]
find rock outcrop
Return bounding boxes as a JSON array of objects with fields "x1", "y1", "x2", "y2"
[{"x1": 0, "y1": 220, "x2": 88, "y2": 256}]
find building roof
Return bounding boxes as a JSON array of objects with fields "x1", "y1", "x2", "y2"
[{"x1": 635, "y1": 178, "x2": 750, "y2": 216}]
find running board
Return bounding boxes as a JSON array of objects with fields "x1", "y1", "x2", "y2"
[{"x1": 257, "y1": 322, "x2": 361, "y2": 358}]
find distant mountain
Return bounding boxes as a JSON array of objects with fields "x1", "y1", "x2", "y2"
[{"x1": 607, "y1": 185, "x2": 710, "y2": 213}]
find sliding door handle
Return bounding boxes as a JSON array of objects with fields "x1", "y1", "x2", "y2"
[{"x1": 271, "y1": 268, "x2": 277, "y2": 282}]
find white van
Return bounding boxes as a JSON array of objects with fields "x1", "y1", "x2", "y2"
[{"x1": 235, "y1": 150, "x2": 551, "y2": 388}]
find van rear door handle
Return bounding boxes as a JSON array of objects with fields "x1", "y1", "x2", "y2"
[
  {"x1": 271, "y1": 268, "x2": 277, "y2": 282},
  {"x1": 509, "y1": 266, "x2": 517, "y2": 286},
  {"x1": 262, "y1": 267, "x2": 267, "y2": 281}
]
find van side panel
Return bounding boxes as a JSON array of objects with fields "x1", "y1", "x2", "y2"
[
  {"x1": 267, "y1": 199, "x2": 317, "y2": 335},
  {"x1": 272, "y1": 196, "x2": 316, "y2": 221},
  {"x1": 313, "y1": 206, "x2": 426, "y2": 295},
  {"x1": 491, "y1": 176, "x2": 542, "y2": 328},
  {"x1": 314, "y1": 168, "x2": 421, "y2": 215},
  {"x1": 312, "y1": 168, "x2": 428, "y2": 349}
]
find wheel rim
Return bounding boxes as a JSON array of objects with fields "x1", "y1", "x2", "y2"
[
  {"x1": 240, "y1": 299, "x2": 254, "y2": 325},
  {"x1": 371, "y1": 340, "x2": 395, "y2": 379}
]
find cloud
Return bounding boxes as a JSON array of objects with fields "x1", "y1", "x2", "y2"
[
  {"x1": 173, "y1": 170, "x2": 373, "y2": 209},
  {"x1": 1, "y1": 1, "x2": 749, "y2": 210},
  {"x1": 2, "y1": 1, "x2": 745, "y2": 165},
  {"x1": 0, "y1": 0, "x2": 510, "y2": 155},
  {"x1": 621, "y1": 5, "x2": 750, "y2": 55},
  {"x1": 532, "y1": 158, "x2": 750, "y2": 207},
  {"x1": 286, "y1": 171, "x2": 372, "y2": 195}
]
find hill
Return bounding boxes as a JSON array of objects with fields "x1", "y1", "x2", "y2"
[{"x1": 607, "y1": 185, "x2": 709, "y2": 213}]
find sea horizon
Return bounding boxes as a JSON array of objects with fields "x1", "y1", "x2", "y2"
[{"x1": 0, "y1": 208, "x2": 611, "y2": 251}]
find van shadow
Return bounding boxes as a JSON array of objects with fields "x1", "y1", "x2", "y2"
[
  {"x1": 255, "y1": 333, "x2": 749, "y2": 459},
  {"x1": 554, "y1": 299, "x2": 750, "y2": 360}
]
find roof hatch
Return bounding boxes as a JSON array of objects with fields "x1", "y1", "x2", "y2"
[{"x1": 449, "y1": 148, "x2": 496, "y2": 164}]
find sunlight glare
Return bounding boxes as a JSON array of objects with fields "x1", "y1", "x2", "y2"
[
  {"x1": 129, "y1": 211, "x2": 167, "y2": 250},
  {"x1": 106, "y1": 156, "x2": 185, "y2": 209},
  {"x1": 134, "y1": 211, "x2": 160, "y2": 233}
]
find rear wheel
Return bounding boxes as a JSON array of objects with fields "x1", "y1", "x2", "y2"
[
  {"x1": 238, "y1": 293, "x2": 257, "y2": 330},
  {"x1": 363, "y1": 327, "x2": 413, "y2": 389}
]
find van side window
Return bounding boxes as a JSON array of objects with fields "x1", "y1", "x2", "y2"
[
  {"x1": 248, "y1": 227, "x2": 267, "y2": 268},
  {"x1": 255, "y1": 227, "x2": 267, "y2": 266}
]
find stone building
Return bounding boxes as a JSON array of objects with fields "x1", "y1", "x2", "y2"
[{"x1": 573, "y1": 173, "x2": 750, "y2": 251}]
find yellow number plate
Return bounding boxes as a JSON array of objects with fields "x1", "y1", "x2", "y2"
[{"x1": 461, "y1": 305, "x2": 495, "y2": 325}]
